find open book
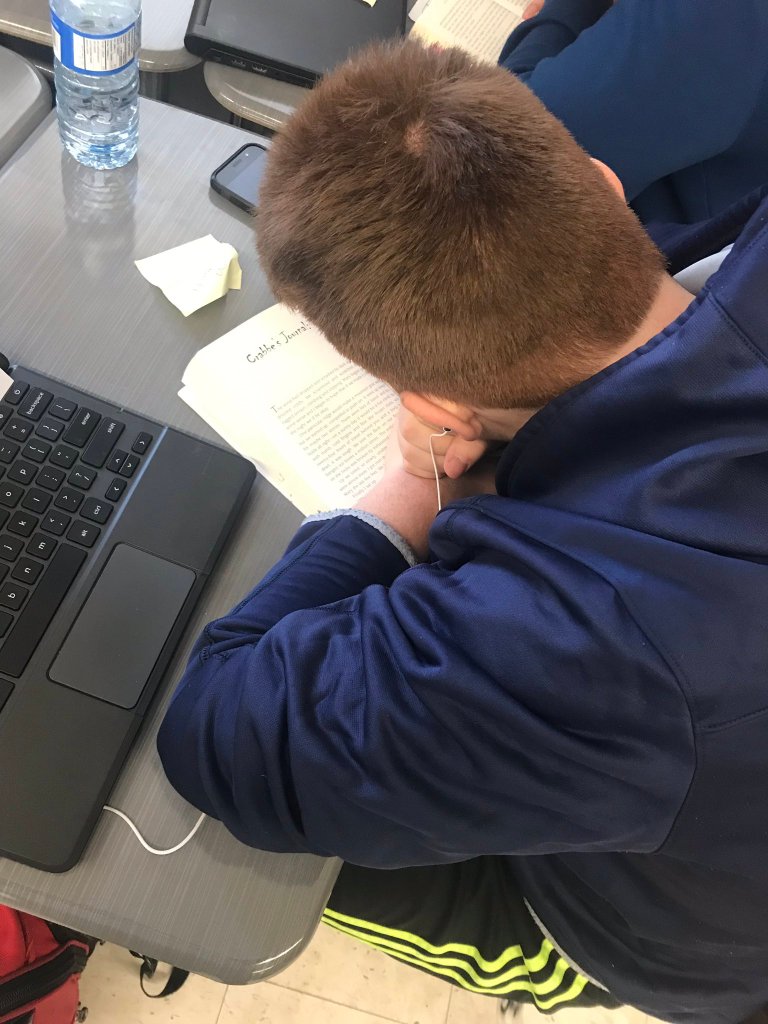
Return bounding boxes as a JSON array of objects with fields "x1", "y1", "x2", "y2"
[
  {"x1": 180, "y1": 304, "x2": 399, "y2": 515},
  {"x1": 409, "y1": 0, "x2": 526, "y2": 64}
]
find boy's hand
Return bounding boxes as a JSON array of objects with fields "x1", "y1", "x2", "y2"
[
  {"x1": 522, "y1": 0, "x2": 544, "y2": 19},
  {"x1": 397, "y1": 404, "x2": 488, "y2": 480},
  {"x1": 358, "y1": 421, "x2": 498, "y2": 559}
]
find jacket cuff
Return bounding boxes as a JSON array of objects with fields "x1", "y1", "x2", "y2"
[{"x1": 303, "y1": 509, "x2": 419, "y2": 567}]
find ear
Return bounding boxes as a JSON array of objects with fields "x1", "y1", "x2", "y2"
[
  {"x1": 401, "y1": 392, "x2": 482, "y2": 442},
  {"x1": 590, "y1": 158, "x2": 626, "y2": 200}
]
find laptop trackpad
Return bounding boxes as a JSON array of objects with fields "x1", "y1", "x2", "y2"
[{"x1": 49, "y1": 544, "x2": 196, "y2": 709}]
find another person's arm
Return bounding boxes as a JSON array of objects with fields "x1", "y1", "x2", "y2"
[{"x1": 500, "y1": 0, "x2": 768, "y2": 203}]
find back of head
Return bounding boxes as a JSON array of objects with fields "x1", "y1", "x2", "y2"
[{"x1": 257, "y1": 41, "x2": 664, "y2": 408}]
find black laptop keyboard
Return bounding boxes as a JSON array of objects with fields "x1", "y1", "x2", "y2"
[{"x1": 0, "y1": 378, "x2": 153, "y2": 679}]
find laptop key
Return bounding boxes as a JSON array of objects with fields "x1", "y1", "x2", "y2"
[
  {"x1": 68, "y1": 466, "x2": 96, "y2": 490},
  {"x1": 26, "y1": 534, "x2": 57, "y2": 560},
  {"x1": 106, "y1": 449, "x2": 128, "y2": 473},
  {"x1": 62, "y1": 409, "x2": 100, "y2": 448},
  {"x1": 11, "y1": 555, "x2": 43, "y2": 584},
  {"x1": 4, "y1": 421, "x2": 30, "y2": 442},
  {"x1": 0, "y1": 441, "x2": 18, "y2": 464},
  {"x1": 22, "y1": 440, "x2": 51, "y2": 463},
  {"x1": 131, "y1": 432, "x2": 152, "y2": 455},
  {"x1": 8, "y1": 461, "x2": 37, "y2": 485},
  {"x1": 0, "y1": 583, "x2": 28, "y2": 611},
  {"x1": 55, "y1": 488, "x2": 83, "y2": 513},
  {"x1": 67, "y1": 521, "x2": 100, "y2": 548},
  {"x1": 49, "y1": 445, "x2": 77, "y2": 470},
  {"x1": 105, "y1": 477, "x2": 126, "y2": 501},
  {"x1": 18, "y1": 389, "x2": 53, "y2": 422},
  {"x1": 37, "y1": 467, "x2": 66, "y2": 491},
  {"x1": 0, "y1": 405, "x2": 14, "y2": 428},
  {"x1": 119, "y1": 453, "x2": 139, "y2": 478},
  {"x1": 4, "y1": 382, "x2": 28, "y2": 406},
  {"x1": 82, "y1": 418, "x2": 124, "y2": 468},
  {"x1": 41, "y1": 510, "x2": 71, "y2": 536},
  {"x1": 0, "y1": 610, "x2": 12, "y2": 637},
  {"x1": 0, "y1": 544, "x2": 86, "y2": 678},
  {"x1": 12, "y1": 558, "x2": 43, "y2": 585},
  {"x1": 48, "y1": 398, "x2": 77, "y2": 421},
  {"x1": 21, "y1": 489, "x2": 51, "y2": 515},
  {"x1": 0, "y1": 484, "x2": 22, "y2": 508},
  {"x1": 0, "y1": 535, "x2": 22, "y2": 561},
  {"x1": 7, "y1": 512, "x2": 39, "y2": 538},
  {"x1": 80, "y1": 498, "x2": 111, "y2": 524},
  {"x1": 36, "y1": 419, "x2": 62, "y2": 442}
]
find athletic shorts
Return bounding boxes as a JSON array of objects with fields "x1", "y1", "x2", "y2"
[{"x1": 324, "y1": 857, "x2": 620, "y2": 1012}]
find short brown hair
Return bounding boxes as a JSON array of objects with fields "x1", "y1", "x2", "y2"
[{"x1": 256, "y1": 41, "x2": 664, "y2": 407}]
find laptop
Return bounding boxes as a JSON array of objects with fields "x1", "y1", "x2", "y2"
[
  {"x1": 186, "y1": 0, "x2": 408, "y2": 87},
  {"x1": 0, "y1": 364, "x2": 255, "y2": 871}
]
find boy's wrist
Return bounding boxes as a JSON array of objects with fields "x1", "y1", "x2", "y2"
[{"x1": 355, "y1": 469, "x2": 439, "y2": 560}]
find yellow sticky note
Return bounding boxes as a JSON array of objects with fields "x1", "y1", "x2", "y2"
[{"x1": 135, "y1": 235, "x2": 242, "y2": 317}]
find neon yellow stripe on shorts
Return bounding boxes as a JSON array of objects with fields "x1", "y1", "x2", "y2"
[
  {"x1": 324, "y1": 916, "x2": 560, "y2": 991},
  {"x1": 323, "y1": 906, "x2": 553, "y2": 974},
  {"x1": 327, "y1": 925, "x2": 589, "y2": 1008},
  {"x1": 383, "y1": 943, "x2": 590, "y2": 1008}
]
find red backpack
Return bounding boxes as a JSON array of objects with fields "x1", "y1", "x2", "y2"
[{"x1": 0, "y1": 908, "x2": 92, "y2": 1024}]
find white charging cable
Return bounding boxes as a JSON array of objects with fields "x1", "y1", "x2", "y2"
[{"x1": 103, "y1": 805, "x2": 206, "y2": 856}]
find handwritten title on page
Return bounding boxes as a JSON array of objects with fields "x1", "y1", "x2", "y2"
[{"x1": 246, "y1": 319, "x2": 311, "y2": 362}]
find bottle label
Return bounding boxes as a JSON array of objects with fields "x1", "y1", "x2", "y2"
[{"x1": 51, "y1": 11, "x2": 139, "y2": 76}]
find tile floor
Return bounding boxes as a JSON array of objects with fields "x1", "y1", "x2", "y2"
[{"x1": 78, "y1": 923, "x2": 661, "y2": 1024}]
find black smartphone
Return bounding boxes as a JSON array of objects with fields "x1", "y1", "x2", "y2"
[{"x1": 210, "y1": 143, "x2": 269, "y2": 214}]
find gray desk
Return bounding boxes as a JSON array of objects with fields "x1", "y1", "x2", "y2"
[
  {"x1": 0, "y1": 101, "x2": 339, "y2": 984},
  {"x1": 0, "y1": 46, "x2": 51, "y2": 168},
  {"x1": 0, "y1": 0, "x2": 199, "y2": 73}
]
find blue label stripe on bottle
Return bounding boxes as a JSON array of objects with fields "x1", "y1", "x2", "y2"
[{"x1": 50, "y1": 10, "x2": 139, "y2": 76}]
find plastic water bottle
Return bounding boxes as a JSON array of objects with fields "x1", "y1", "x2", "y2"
[{"x1": 50, "y1": 0, "x2": 141, "y2": 169}]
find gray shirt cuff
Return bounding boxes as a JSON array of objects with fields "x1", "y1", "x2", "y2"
[{"x1": 303, "y1": 510, "x2": 419, "y2": 568}]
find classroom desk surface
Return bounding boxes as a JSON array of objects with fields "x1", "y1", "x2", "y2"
[
  {"x1": 0, "y1": 101, "x2": 339, "y2": 984},
  {"x1": 0, "y1": 0, "x2": 199, "y2": 73}
]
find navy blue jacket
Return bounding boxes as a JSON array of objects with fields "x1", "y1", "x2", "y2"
[
  {"x1": 159, "y1": 189, "x2": 768, "y2": 1024},
  {"x1": 499, "y1": 0, "x2": 768, "y2": 224}
]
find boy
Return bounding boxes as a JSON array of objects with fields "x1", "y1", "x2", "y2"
[{"x1": 158, "y1": 42, "x2": 768, "y2": 1023}]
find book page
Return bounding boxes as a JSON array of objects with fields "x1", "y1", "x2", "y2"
[
  {"x1": 180, "y1": 304, "x2": 399, "y2": 515},
  {"x1": 411, "y1": 0, "x2": 525, "y2": 63},
  {"x1": 270, "y1": 360, "x2": 398, "y2": 508}
]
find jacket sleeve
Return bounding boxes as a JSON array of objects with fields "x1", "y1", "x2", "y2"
[
  {"x1": 157, "y1": 504, "x2": 694, "y2": 868},
  {"x1": 499, "y1": 0, "x2": 768, "y2": 203},
  {"x1": 499, "y1": 0, "x2": 610, "y2": 72}
]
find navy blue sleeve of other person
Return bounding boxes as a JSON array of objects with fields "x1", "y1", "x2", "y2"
[
  {"x1": 156, "y1": 507, "x2": 693, "y2": 869},
  {"x1": 499, "y1": 0, "x2": 768, "y2": 223}
]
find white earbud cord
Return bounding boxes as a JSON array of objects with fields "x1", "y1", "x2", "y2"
[
  {"x1": 103, "y1": 804, "x2": 206, "y2": 855},
  {"x1": 428, "y1": 429, "x2": 450, "y2": 511},
  {"x1": 103, "y1": 804, "x2": 303, "y2": 969}
]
